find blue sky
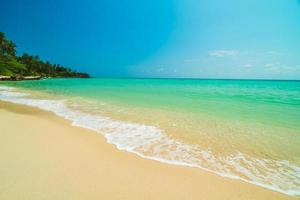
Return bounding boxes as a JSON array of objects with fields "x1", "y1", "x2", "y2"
[{"x1": 1, "y1": 0, "x2": 300, "y2": 79}]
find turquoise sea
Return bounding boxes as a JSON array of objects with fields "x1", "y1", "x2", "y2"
[{"x1": 0, "y1": 78, "x2": 299, "y2": 196}]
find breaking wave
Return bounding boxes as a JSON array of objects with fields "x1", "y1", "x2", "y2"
[{"x1": 0, "y1": 85, "x2": 299, "y2": 196}]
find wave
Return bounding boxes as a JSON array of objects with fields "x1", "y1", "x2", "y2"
[{"x1": 0, "y1": 85, "x2": 299, "y2": 196}]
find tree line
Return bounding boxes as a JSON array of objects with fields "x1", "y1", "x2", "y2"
[{"x1": 0, "y1": 32, "x2": 89, "y2": 78}]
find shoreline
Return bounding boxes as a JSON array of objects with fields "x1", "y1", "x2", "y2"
[
  {"x1": 0, "y1": 100, "x2": 296, "y2": 200},
  {"x1": 0, "y1": 76, "x2": 91, "y2": 81},
  {"x1": 0, "y1": 75, "x2": 42, "y2": 81}
]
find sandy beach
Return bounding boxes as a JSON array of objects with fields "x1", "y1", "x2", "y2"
[{"x1": 0, "y1": 101, "x2": 297, "y2": 200}]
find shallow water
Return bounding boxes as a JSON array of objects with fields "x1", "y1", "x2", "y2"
[{"x1": 1, "y1": 78, "x2": 300, "y2": 196}]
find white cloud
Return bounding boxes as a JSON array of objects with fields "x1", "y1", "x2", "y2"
[
  {"x1": 265, "y1": 51, "x2": 283, "y2": 56},
  {"x1": 244, "y1": 64, "x2": 252, "y2": 68},
  {"x1": 208, "y1": 50, "x2": 238, "y2": 57}
]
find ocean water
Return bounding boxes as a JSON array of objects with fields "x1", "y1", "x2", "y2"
[{"x1": 0, "y1": 78, "x2": 300, "y2": 196}]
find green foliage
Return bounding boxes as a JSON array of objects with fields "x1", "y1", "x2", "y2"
[{"x1": 0, "y1": 32, "x2": 89, "y2": 78}]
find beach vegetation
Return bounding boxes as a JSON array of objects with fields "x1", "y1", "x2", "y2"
[{"x1": 0, "y1": 32, "x2": 89, "y2": 78}]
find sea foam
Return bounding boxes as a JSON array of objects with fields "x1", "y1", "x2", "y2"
[{"x1": 0, "y1": 86, "x2": 299, "y2": 196}]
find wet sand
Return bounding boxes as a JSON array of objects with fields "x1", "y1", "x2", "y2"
[{"x1": 0, "y1": 101, "x2": 296, "y2": 200}]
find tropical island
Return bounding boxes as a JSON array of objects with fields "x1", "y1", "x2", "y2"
[{"x1": 0, "y1": 32, "x2": 89, "y2": 80}]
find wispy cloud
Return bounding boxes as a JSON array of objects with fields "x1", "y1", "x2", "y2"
[
  {"x1": 184, "y1": 59, "x2": 195, "y2": 63},
  {"x1": 265, "y1": 63, "x2": 275, "y2": 67},
  {"x1": 208, "y1": 50, "x2": 238, "y2": 57},
  {"x1": 244, "y1": 64, "x2": 252, "y2": 68}
]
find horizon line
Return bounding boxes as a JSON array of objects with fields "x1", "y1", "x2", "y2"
[{"x1": 87, "y1": 76, "x2": 300, "y2": 81}]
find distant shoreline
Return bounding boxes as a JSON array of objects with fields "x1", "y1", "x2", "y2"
[
  {"x1": 2, "y1": 76, "x2": 299, "y2": 82},
  {"x1": 0, "y1": 75, "x2": 42, "y2": 81},
  {"x1": 0, "y1": 75, "x2": 90, "y2": 81}
]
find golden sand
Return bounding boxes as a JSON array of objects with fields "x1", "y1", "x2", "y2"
[{"x1": 0, "y1": 101, "x2": 296, "y2": 200}]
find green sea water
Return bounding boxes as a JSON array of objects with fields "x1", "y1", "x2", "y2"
[{"x1": 1, "y1": 78, "x2": 300, "y2": 196}]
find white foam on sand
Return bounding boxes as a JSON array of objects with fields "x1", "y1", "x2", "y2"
[{"x1": 0, "y1": 86, "x2": 299, "y2": 196}]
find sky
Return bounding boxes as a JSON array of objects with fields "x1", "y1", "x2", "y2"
[{"x1": 1, "y1": 0, "x2": 300, "y2": 79}]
